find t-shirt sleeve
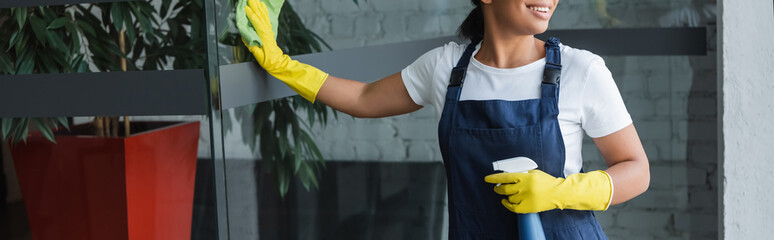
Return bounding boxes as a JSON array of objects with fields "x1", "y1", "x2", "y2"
[
  {"x1": 580, "y1": 58, "x2": 633, "y2": 138},
  {"x1": 401, "y1": 46, "x2": 445, "y2": 106}
]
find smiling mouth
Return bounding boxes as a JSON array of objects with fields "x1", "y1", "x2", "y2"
[{"x1": 527, "y1": 5, "x2": 550, "y2": 13}]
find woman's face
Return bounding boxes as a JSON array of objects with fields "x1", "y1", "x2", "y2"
[{"x1": 483, "y1": 0, "x2": 559, "y2": 36}]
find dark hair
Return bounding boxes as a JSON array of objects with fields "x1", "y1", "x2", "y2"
[{"x1": 458, "y1": 0, "x2": 484, "y2": 40}]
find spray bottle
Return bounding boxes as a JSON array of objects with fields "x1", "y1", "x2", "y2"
[{"x1": 492, "y1": 157, "x2": 547, "y2": 240}]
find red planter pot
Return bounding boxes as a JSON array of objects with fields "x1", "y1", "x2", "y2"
[{"x1": 11, "y1": 121, "x2": 200, "y2": 240}]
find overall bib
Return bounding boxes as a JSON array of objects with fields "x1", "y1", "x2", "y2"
[{"x1": 438, "y1": 38, "x2": 608, "y2": 240}]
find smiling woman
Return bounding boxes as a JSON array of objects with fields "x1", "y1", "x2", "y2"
[{"x1": 435, "y1": 1, "x2": 648, "y2": 239}]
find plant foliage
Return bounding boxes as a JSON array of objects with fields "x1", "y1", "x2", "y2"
[
  {"x1": 1, "y1": 0, "x2": 330, "y2": 197},
  {"x1": 0, "y1": 0, "x2": 205, "y2": 144}
]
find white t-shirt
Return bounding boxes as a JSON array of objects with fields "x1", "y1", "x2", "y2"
[{"x1": 401, "y1": 41, "x2": 632, "y2": 176}]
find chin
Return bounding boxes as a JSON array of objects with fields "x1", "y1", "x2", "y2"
[{"x1": 520, "y1": 24, "x2": 550, "y2": 36}]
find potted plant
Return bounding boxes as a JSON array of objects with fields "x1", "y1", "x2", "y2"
[{"x1": 1, "y1": 1, "x2": 204, "y2": 239}]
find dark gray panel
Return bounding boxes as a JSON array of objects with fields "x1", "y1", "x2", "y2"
[
  {"x1": 0, "y1": 0, "x2": 127, "y2": 8},
  {"x1": 219, "y1": 36, "x2": 459, "y2": 109},
  {"x1": 0, "y1": 70, "x2": 207, "y2": 117},
  {"x1": 220, "y1": 27, "x2": 707, "y2": 109},
  {"x1": 0, "y1": 28, "x2": 706, "y2": 117},
  {"x1": 538, "y1": 27, "x2": 707, "y2": 55}
]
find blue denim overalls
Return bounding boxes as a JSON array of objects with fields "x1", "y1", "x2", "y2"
[{"x1": 438, "y1": 38, "x2": 608, "y2": 239}]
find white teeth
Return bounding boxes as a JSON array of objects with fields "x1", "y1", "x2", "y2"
[{"x1": 529, "y1": 6, "x2": 549, "y2": 13}]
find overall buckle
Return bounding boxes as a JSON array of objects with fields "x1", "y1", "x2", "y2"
[
  {"x1": 449, "y1": 67, "x2": 467, "y2": 87},
  {"x1": 542, "y1": 64, "x2": 561, "y2": 85}
]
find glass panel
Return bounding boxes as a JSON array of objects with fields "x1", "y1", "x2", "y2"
[
  {"x1": 213, "y1": 0, "x2": 455, "y2": 239},
  {"x1": 577, "y1": 2, "x2": 719, "y2": 240},
  {"x1": 1, "y1": 1, "x2": 218, "y2": 239},
  {"x1": 214, "y1": 1, "x2": 718, "y2": 240},
  {"x1": 586, "y1": 52, "x2": 719, "y2": 238}
]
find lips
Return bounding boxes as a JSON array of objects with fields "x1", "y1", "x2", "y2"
[{"x1": 526, "y1": 2, "x2": 552, "y2": 20}]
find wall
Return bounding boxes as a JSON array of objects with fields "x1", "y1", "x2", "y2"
[{"x1": 719, "y1": 0, "x2": 774, "y2": 239}]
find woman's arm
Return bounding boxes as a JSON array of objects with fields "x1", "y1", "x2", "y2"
[
  {"x1": 593, "y1": 123, "x2": 650, "y2": 205},
  {"x1": 241, "y1": 0, "x2": 422, "y2": 118},
  {"x1": 317, "y1": 73, "x2": 423, "y2": 118}
]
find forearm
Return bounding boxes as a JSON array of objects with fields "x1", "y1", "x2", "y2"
[
  {"x1": 604, "y1": 157, "x2": 650, "y2": 205},
  {"x1": 316, "y1": 73, "x2": 422, "y2": 118},
  {"x1": 315, "y1": 75, "x2": 369, "y2": 117},
  {"x1": 594, "y1": 124, "x2": 650, "y2": 206}
]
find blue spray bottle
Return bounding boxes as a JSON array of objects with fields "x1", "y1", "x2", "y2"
[{"x1": 492, "y1": 157, "x2": 547, "y2": 240}]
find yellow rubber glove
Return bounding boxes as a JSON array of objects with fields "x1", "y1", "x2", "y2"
[
  {"x1": 484, "y1": 169, "x2": 613, "y2": 214},
  {"x1": 242, "y1": 0, "x2": 328, "y2": 102}
]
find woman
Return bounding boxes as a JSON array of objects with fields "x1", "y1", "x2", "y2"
[{"x1": 241, "y1": 0, "x2": 649, "y2": 239}]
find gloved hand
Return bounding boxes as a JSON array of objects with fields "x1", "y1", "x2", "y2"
[
  {"x1": 241, "y1": 0, "x2": 328, "y2": 102},
  {"x1": 236, "y1": 0, "x2": 284, "y2": 47},
  {"x1": 484, "y1": 169, "x2": 613, "y2": 214}
]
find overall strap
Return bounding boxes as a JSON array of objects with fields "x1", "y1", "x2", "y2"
[
  {"x1": 446, "y1": 38, "x2": 481, "y2": 103},
  {"x1": 543, "y1": 37, "x2": 562, "y2": 85},
  {"x1": 541, "y1": 37, "x2": 562, "y2": 101},
  {"x1": 449, "y1": 38, "x2": 481, "y2": 87}
]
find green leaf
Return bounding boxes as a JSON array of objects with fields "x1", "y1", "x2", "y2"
[
  {"x1": 70, "y1": 54, "x2": 84, "y2": 71},
  {"x1": 129, "y1": 3, "x2": 153, "y2": 35},
  {"x1": 16, "y1": 7, "x2": 27, "y2": 30},
  {"x1": 15, "y1": 46, "x2": 32, "y2": 69},
  {"x1": 76, "y1": 20, "x2": 96, "y2": 36},
  {"x1": 278, "y1": 134, "x2": 288, "y2": 158},
  {"x1": 14, "y1": 118, "x2": 30, "y2": 144},
  {"x1": 277, "y1": 158, "x2": 291, "y2": 197},
  {"x1": 0, "y1": 52, "x2": 13, "y2": 73},
  {"x1": 55, "y1": 117, "x2": 70, "y2": 130},
  {"x1": 190, "y1": 12, "x2": 201, "y2": 42},
  {"x1": 46, "y1": 31, "x2": 68, "y2": 54},
  {"x1": 77, "y1": 61, "x2": 89, "y2": 72},
  {"x1": 33, "y1": 118, "x2": 56, "y2": 143},
  {"x1": 50, "y1": 53, "x2": 67, "y2": 68},
  {"x1": 300, "y1": 130, "x2": 323, "y2": 161},
  {"x1": 124, "y1": 10, "x2": 136, "y2": 43},
  {"x1": 160, "y1": 0, "x2": 172, "y2": 18},
  {"x1": 8, "y1": 30, "x2": 20, "y2": 51},
  {"x1": 66, "y1": 22, "x2": 80, "y2": 52},
  {"x1": 111, "y1": 3, "x2": 124, "y2": 31},
  {"x1": 29, "y1": 17, "x2": 48, "y2": 46},
  {"x1": 37, "y1": 54, "x2": 58, "y2": 73},
  {"x1": 14, "y1": 30, "x2": 30, "y2": 54},
  {"x1": 304, "y1": 163, "x2": 319, "y2": 188},
  {"x1": 293, "y1": 145, "x2": 303, "y2": 173},
  {"x1": 47, "y1": 17, "x2": 68, "y2": 30},
  {"x1": 1, "y1": 118, "x2": 15, "y2": 139},
  {"x1": 16, "y1": 51, "x2": 35, "y2": 75}
]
